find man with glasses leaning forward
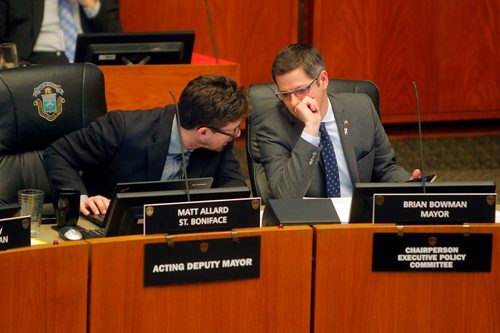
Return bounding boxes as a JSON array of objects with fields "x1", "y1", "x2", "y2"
[
  {"x1": 44, "y1": 75, "x2": 248, "y2": 216},
  {"x1": 257, "y1": 44, "x2": 420, "y2": 199}
]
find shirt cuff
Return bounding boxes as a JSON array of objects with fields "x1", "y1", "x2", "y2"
[
  {"x1": 301, "y1": 131, "x2": 320, "y2": 146},
  {"x1": 82, "y1": 0, "x2": 101, "y2": 19}
]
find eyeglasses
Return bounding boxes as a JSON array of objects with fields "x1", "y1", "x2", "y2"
[
  {"x1": 275, "y1": 74, "x2": 320, "y2": 101},
  {"x1": 207, "y1": 125, "x2": 241, "y2": 139}
]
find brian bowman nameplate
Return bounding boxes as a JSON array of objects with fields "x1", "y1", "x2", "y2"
[
  {"x1": 0, "y1": 216, "x2": 31, "y2": 250},
  {"x1": 373, "y1": 193, "x2": 496, "y2": 224},
  {"x1": 143, "y1": 197, "x2": 261, "y2": 235},
  {"x1": 144, "y1": 236, "x2": 261, "y2": 286},
  {"x1": 372, "y1": 233, "x2": 492, "y2": 272}
]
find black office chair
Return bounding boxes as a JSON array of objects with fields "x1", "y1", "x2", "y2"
[
  {"x1": 246, "y1": 79, "x2": 380, "y2": 203},
  {"x1": 0, "y1": 63, "x2": 107, "y2": 204}
]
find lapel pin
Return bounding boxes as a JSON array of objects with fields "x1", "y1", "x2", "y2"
[{"x1": 343, "y1": 120, "x2": 349, "y2": 136}]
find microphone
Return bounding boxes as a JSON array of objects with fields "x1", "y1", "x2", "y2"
[
  {"x1": 412, "y1": 82, "x2": 426, "y2": 193},
  {"x1": 204, "y1": 0, "x2": 219, "y2": 64},
  {"x1": 169, "y1": 89, "x2": 191, "y2": 201}
]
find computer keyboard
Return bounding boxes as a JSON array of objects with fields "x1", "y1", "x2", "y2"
[
  {"x1": 78, "y1": 228, "x2": 105, "y2": 239},
  {"x1": 83, "y1": 213, "x2": 106, "y2": 227}
]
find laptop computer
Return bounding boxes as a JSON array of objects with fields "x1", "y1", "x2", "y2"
[
  {"x1": 83, "y1": 177, "x2": 214, "y2": 227},
  {"x1": 78, "y1": 183, "x2": 251, "y2": 239}
]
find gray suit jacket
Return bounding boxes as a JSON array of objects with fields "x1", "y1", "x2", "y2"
[{"x1": 257, "y1": 92, "x2": 410, "y2": 198}]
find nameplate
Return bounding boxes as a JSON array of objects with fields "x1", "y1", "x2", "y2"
[
  {"x1": 372, "y1": 232, "x2": 492, "y2": 272},
  {"x1": 373, "y1": 193, "x2": 496, "y2": 224},
  {"x1": 144, "y1": 236, "x2": 261, "y2": 286},
  {"x1": 0, "y1": 216, "x2": 31, "y2": 251},
  {"x1": 143, "y1": 197, "x2": 261, "y2": 235}
]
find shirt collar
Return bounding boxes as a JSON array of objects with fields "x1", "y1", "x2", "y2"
[
  {"x1": 169, "y1": 115, "x2": 190, "y2": 155},
  {"x1": 322, "y1": 99, "x2": 335, "y2": 123}
]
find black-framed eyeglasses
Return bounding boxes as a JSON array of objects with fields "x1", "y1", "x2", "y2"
[
  {"x1": 206, "y1": 125, "x2": 241, "y2": 139},
  {"x1": 275, "y1": 74, "x2": 320, "y2": 101}
]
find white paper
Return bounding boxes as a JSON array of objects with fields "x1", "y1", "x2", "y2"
[{"x1": 331, "y1": 197, "x2": 352, "y2": 224}]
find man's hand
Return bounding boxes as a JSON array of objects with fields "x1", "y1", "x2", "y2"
[
  {"x1": 80, "y1": 195, "x2": 110, "y2": 215},
  {"x1": 79, "y1": 0, "x2": 98, "y2": 9},
  {"x1": 409, "y1": 169, "x2": 422, "y2": 181},
  {"x1": 290, "y1": 96, "x2": 323, "y2": 136}
]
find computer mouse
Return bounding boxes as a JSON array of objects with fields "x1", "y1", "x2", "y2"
[{"x1": 58, "y1": 226, "x2": 83, "y2": 241}]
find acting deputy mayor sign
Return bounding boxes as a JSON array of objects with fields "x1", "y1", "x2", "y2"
[{"x1": 144, "y1": 236, "x2": 261, "y2": 286}]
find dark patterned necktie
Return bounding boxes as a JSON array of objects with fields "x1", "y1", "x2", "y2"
[
  {"x1": 319, "y1": 123, "x2": 341, "y2": 197},
  {"x1": 58, "y1": 0, "x2": 78, "y2": 62}
]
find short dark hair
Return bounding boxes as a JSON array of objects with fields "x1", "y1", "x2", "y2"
[
  {"x1": 178, "y1": 75, "x2": 249, "y2": 129},
  {"x1": 271, "y1": 44, "x2": 325, "y2": 81}
]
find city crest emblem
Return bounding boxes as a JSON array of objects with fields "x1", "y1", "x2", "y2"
[{"x1": 33, "y1": 82, "x2": 65, "y2": 121}]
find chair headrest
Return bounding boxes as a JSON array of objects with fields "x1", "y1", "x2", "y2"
[
  {"x1": 329, "y1": 79, "x2": 380, "y2": 115},
  {"x1": 0, "y1": 63, "x2": 107, "y2": 154},
  {"x1": 248, "y1": 83, "x2": 282, "y2": 162}
]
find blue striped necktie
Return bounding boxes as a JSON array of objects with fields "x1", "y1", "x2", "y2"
[
  {"x1": 58, "y1": 0, "x2": 78, "y2": 62},
  {"x1": 172, "y1": 153, "x2": 187, "y2": 180},
  {"x1": 319, "y1": 123, "x2": 341, "y2": 197},
  {"x1": 162, "y1": 152, "x2": 191, "y2": 180}
]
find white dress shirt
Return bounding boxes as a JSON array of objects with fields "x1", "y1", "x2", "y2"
[
  {"x1": 34, "y1": 0, "x2": 101, "y2": 53},
  {"x1": 301, "y1": 99, "x2": 353, "y2": 197}
]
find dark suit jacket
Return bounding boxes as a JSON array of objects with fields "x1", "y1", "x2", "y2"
[
  {"x1": 0, "y1": 0, "x2": 122, "y2": 61},
  {"x1": 43, "y1": 106, "x2": 246, "y2": 198},
  {"x1": 257, "y1": 93, "x2": 410, "y2": 198}
]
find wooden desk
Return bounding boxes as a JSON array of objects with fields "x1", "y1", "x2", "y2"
[
  {"x1": 38, "y1": 218, "x2": 98, "y2": 244},
  {"x1": 86, "y1": 226, "x2": 312, "y2": 332},
  {"x1": 0, "y1": 241, "x2": 88, "y2": 332},
  {"x1": 313, "y1": 224, "x2": 500, "y2": 332},
  {"x1": 101, "y1": 63, "x2": 240, "y2": 112}
]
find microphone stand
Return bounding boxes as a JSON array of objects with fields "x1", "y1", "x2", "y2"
[
  {"x1": 169, "y1": 89, "x2": 191, "y2": 201},
  {"x1": 412, "y1": 82, "x2": 426, "y2": 193}
]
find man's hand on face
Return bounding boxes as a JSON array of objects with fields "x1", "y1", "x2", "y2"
[
  {"x1": 79, "y1": 0, "x2": 98, "y2": 9},
  {"x1": 290, "y1": 96, "x2": 323, "y2": 136}
]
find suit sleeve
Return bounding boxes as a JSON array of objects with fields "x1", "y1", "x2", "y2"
[
  {"x1": 0, "y1": 0, "x2": 7, "y2": 42},
  {"x1": 43, "y1": 111, "x2": 126, "y2": 195},
  {"x1": 83, "y1": 0, "x2": 123, "y2": 32},
  {"x1": 257, "y1": 112, "x2": 322, "y2": 199}
]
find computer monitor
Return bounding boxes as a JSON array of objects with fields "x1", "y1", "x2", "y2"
[
  {"x1": 102, "y1": 186, "x2": 251, "y2": 237},
  {"x1": 85, "y1": 177, "x2": 214, "y2": 228},
  {"x1": 349, "y1": 181, "x2": 496, "y2": 223},
  {"x1": 74, "y1": 31, "x2": 195, "y2": 65},
  {"x1": 115, "y1": 177, "x2": 213, "y2": 195}
]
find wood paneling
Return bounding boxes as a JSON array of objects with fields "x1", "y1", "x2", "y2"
[
  {"x1": 313, "y1": 224, "x2": 500, "y2": 332},
  {"x1": 0, "y1": 242, "x2": 88, "y2": 332},
  {"x1": 119, "y1": 0, "x2": 299, "y2": 88},
  {"x1": 87, "y1": 227, "x2": 312, "y2": 332},
  {"x1": 313, "y1": 0, "x2": 500, "y2": 124},
  {"x1": 100, "y1": 63, "x2": 239, "y2": 111}
]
